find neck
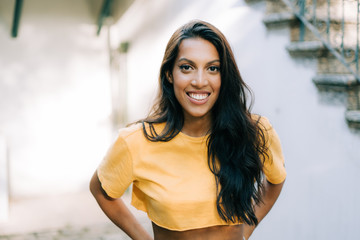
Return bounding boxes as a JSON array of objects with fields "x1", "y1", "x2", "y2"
[{"x1": 181, "y1": 114, "x2": 212, "y2": 137}]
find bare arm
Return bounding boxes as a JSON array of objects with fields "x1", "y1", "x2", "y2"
[
  {"x1": 243, "y1": 179, "x2": 285, "y2": 240},
  {"x1": 89, "y1": 171, "x2": 153, "y2": 240}
]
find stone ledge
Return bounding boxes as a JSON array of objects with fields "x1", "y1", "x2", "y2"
[
  {"x1": 346, "y1": 110, "x2": 360, "y2": 121},
  {"x1": 346, "y1": 110, "x2": 360, "y2": 128},
  {"x1": 312, "y1": 74, "x2": 358, "y2": 87},
  {"x1": 244, "y1": 0, "x2": 264, "y2": 4},
  {"x1": 286, "y1": 41, "x2": 326, "y2": 57},
  {"x1": 263, "y1": 12, "x2": 296, "y2": 27}
]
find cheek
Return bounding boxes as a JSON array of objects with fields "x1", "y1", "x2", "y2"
[
  {"x1": 217, "y1": 79, "x2": 221, "y2": 91},
  {"x1": 172, "y1": 74, "x2": 191, "y2": 91},
  {"x1": 173, "y1": 80, "x2": 183, "y2": 93},
  {"x1": 172, "y1": 79, "x2": 186, "y2": 100},
  {"x1": 212, "y1": 77, "x2": 221, "y2": 93}
]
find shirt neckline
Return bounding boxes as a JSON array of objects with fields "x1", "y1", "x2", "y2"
[{"x1": 178, "y1": 131, "x2": 210, "y2": 143}]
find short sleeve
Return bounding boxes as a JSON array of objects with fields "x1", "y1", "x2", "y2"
[
  {"x1": 259, "y1": 117, "x2": 287, "y2": 184},
  {"x1": 97, "y1": 135, "x2": 134, "y2": 198}
]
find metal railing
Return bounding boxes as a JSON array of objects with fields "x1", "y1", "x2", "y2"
[{"x1": 282, "y1": 0, "x2": 360, "y2": 82}]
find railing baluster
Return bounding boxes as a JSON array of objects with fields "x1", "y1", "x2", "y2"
[
  {"x1": 299, "y1": 0, "x2": 306, "y2": 41},
  {"x1": 341, "y1": 0, "x2": 345, "y2": 57},
  {"x1": 313, "y1": 0, "x2": 317, "y2": 27},
  {"x1": 327, "y1": 0, "x2": 331, "y2": 42}
]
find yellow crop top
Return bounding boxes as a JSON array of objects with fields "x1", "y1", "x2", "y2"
[{"x1": 97, "y1": 116, "x2": 286, "y2": 231}]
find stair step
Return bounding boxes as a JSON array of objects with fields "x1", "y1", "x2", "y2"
[
  {"x1": 312, "y1": 74, "x2": 358, "y2": 88},
  {"x1": 345, "y1": 110, "x2": 360, "y2": 128},
  {"x1": 286, "y1": 41, "x2": 326, "y2": 57},
  {"x1": 263, "y1": 12, "x2": 296, "y2": 27}
]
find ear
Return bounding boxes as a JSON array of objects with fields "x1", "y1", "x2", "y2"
[{"x1": 166, "y1": 71, "x2": 173, "y2": 83}]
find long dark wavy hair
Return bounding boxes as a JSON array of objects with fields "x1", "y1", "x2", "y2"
[{"x1": 140, "y1": 20, "x2": 268, "y2": 226}]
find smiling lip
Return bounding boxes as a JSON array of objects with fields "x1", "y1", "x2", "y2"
[{"x1": 186, "y1": 91, "x2": 210, "y2": 105}]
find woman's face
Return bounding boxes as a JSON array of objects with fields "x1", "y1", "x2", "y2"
[{"x1": 170, "y1": 37, "x2": 221, "y2": 124}]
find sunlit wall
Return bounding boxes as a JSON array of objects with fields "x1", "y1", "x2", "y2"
[{"x1": 0, "y1": 0, "x2": 113, "y2": 198}]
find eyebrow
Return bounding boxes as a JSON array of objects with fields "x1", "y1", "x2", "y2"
[{"x1": 177, "y1": 58, "x2": 220, "y2": 65}]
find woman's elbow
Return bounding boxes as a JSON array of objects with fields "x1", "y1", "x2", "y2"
[{"x1": 89, "y1": 171, "x2": 100, "y2": 196}]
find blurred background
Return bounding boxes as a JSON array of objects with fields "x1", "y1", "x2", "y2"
[{"x1": 0, "y1": 0, "x2": 360, "y2": 239}]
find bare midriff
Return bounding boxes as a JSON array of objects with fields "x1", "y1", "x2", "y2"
[{"x1": 152, "y1": 222, "x2": 244, "y2": 240}]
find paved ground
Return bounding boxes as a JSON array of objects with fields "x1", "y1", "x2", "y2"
[
  {"x1": 0, "y1": 224, "x2": 130, "y2": 240},
  {"x1": 0, "y1": 190, "x2": 153, "y2": 239}
]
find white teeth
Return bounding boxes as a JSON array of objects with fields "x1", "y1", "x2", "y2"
[{"x1": 188, "y1": 93, "x2": 209, "y2": 100}]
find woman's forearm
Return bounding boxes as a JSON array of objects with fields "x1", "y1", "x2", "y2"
[
  {"x1": 90, "y1": 171, "x2": 153, "y2": 240},
  {"x1": 243, "y1": 179, "x2": 285, "y2": 239}
]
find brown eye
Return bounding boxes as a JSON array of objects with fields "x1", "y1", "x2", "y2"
[
  {"x1": 180, "y1": 65, "x2": 192, "y2": 71},
  {"x1": 209, "y1": 66, "x2": 220, "y2": 72},
  {"x1": 180, "y1": 64, "x2": 192, "y2": 72}
]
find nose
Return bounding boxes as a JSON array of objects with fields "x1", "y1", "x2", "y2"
[{"x1": 191, "y1": 70, "x2": 208, "y2": 88}]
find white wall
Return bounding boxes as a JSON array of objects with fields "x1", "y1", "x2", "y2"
[
  {"x1": 0, "y1": 135, "x2": 9, "y2": 222},
  {"x1": 0, "y1": 0, "x2": 113, "y2": 198},
  {"x1": 111, "y1": 0, "x2": 360, "y2": 239}
]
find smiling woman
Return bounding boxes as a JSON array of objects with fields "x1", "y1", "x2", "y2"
[{"x1": 90, "y1": 20, "x2": 286, "y2": 240}]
